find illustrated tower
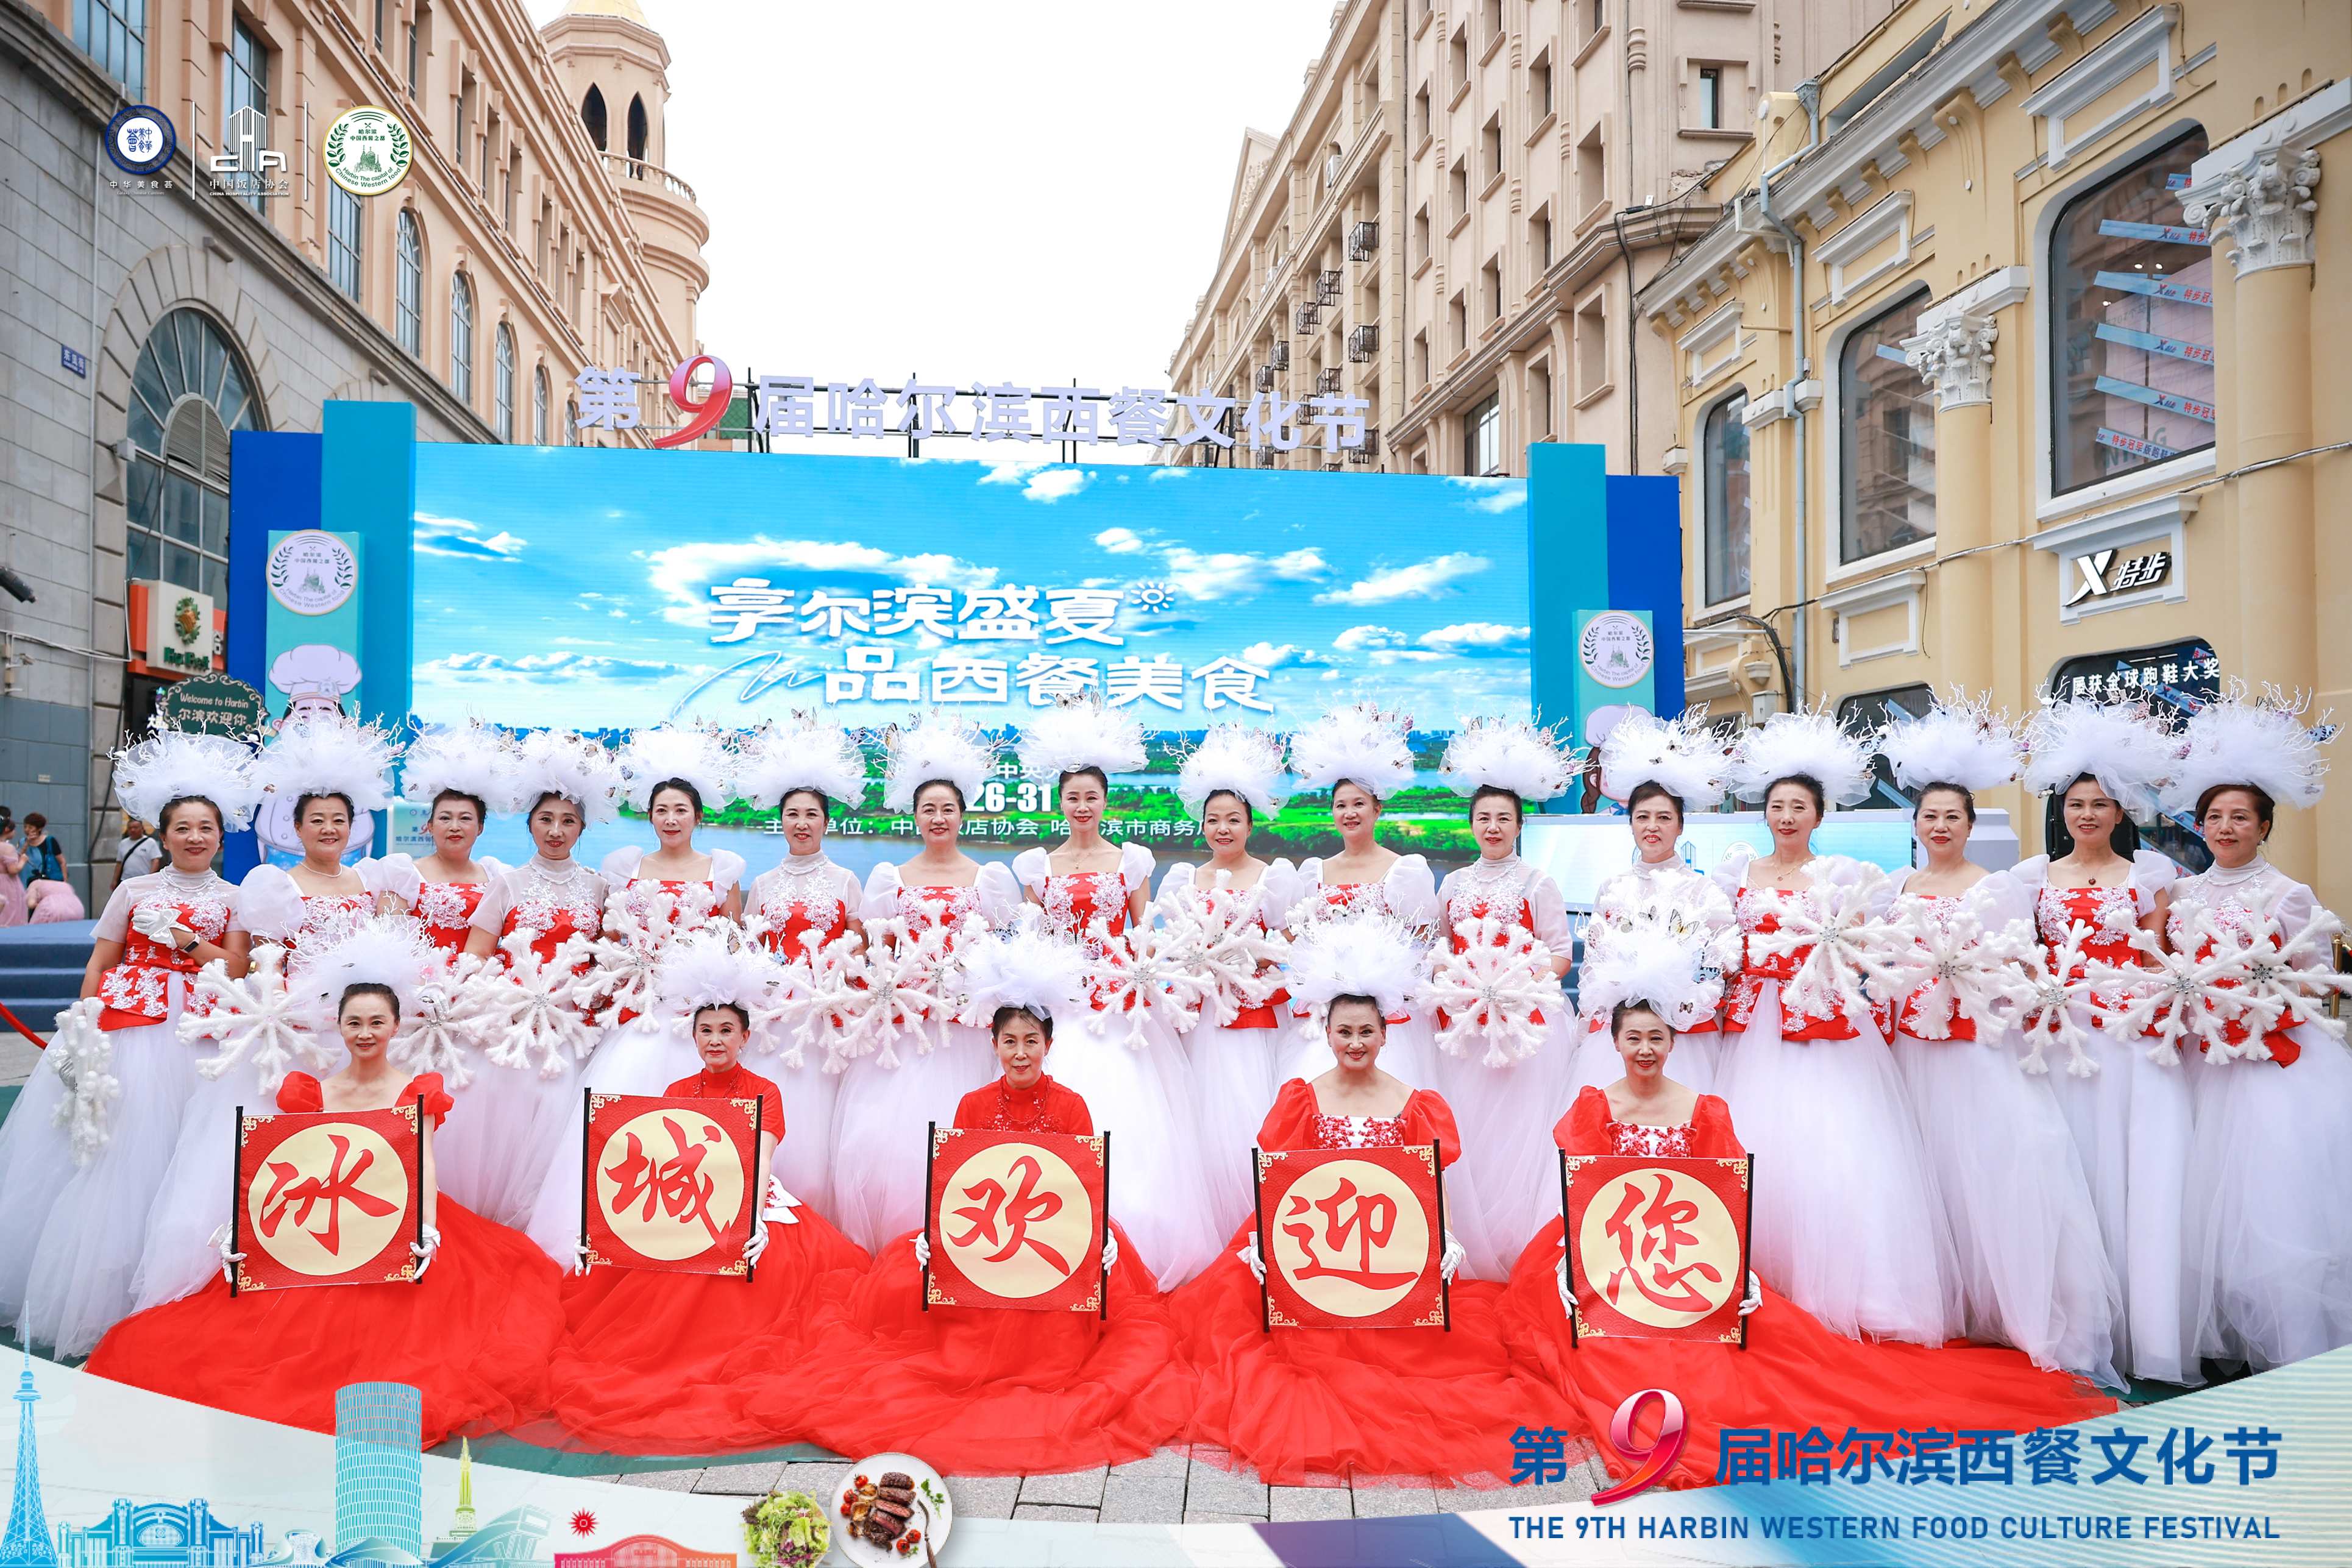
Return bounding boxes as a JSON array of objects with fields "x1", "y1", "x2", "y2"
[
  {"x1": 447, "y1": 1441, "x2": 476, "y2": 1542},
  {"x1": 332, "y1": 1384, "x2": 422, "y2": 1558},
  {"x1": 0, "y1": 1350, "x2": 59, "y2": 1568}
]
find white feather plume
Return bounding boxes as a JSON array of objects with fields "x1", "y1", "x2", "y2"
[
  {"x1": 1576, "y1": 924, "x2": 1719, "y2": 1034},
  {"x1": 1017, "y1": 694, "x2": 1148, "y2": 783},
  {"x1": 733, "y1": 713, "x2": 869, "y2": 811},
  {"x1": 1440, "y1": 717, "x2": 1577, "y2": 805},
  {"x1": 2020, "y1": 695, "x2": 2176, "y2": 824},
  {"x1": 1176, "y1": 725, "x2": 1289, "y2": 820},
  {"x1": 112, "y1": 726, "x2": 261, "y2": 831},
  {"x1": 616, "y1": 724, "x2": 737, "y2": 813},
  {"x1": 961, "y1": 909, "x2": 1092, "y2": 1027},
  {"x1": 292, "y1": 915, "x2": 443, "y2": 1030},
  {"x1": 2158, "y1": 684, "x2": 2331, "y2": 817},
  {"x1": 653, "y1": 925, "x2": 794, "y2": 1054},
  {"x1": 1724, "y1": 705, "x2": 1875, "y2": 807},
  {"x1": 250, "y1": 714, "x2": 401, "y2": 816},
  {"x1": 1876, "y1": 694, "x2": 2022, "y2": 796},
  {"x1": 1287, "y1": 702, "x2": 1416, "y2": 801},
  {"x1": 1596, "y1": 708, "x2": 1728, "y2": 809},
  {"x1": 399, "y1": 722, "x2": 523, "y2": 816},
  {"x1": 878, "y1": 712, "x2": 1003, "y2": 813},
  {"x1": 1282, "y1": 913, "x2": 1424, "y2": 1024},
  {"x1": 513, "y1": 728, "x2": 626, "y2": 825}
]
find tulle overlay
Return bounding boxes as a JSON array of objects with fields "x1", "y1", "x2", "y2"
[
  {"x1": 522, "y1": 1015, "x2": 703, "y2": 1264},
  {"x1": 1188, "y1": 1021, "x2": 1285, "y2": 1240},
  {"x1": 438, "y1": 1059, "x2": 580, "y2": 1231},
  {"x1": 1045, "y1": 1010, "x2": 1224, "y2": 1288},
  {"x1": 828, "y1": 1031, "x2": 998, "y2": 1254},
  {"x1": 1435, "y1": 1028, "x2": 1578, "y2": 1280}
]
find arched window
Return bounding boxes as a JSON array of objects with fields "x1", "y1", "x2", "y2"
[
  {"x1": 124, "y1": 308, "x2": 263, "y2": 603},
  {"x1": 1700, "y1": 389, "x2": 1750, "y2": 605},
  {"x1": 565, "y1": 396, "x2": 578, "y2": 445},
  {"x1": 493, "y1": 324, "x2": 516, "y2": 441},
  {"x1": 1837, "y1": 288, "x2": 1934, "y2": 562},
  {"x1": 394, "y1": 209, "x2": 422, "y2": 355},
  {"x1": 449, "y1": 271, "x2": 474, "y2": 404},
  {"x1": 581, "y1": 84, "x2": 607, "y2": 151},
  {"x1": 533, "y1": 364, "x2": 550, "y2": 445},
  {"x1": 627, "y1": 94, "x2": 648, "y2": 165},
  {"x1": 327, "y1": 182, "x2": 362, "y2": 302}
]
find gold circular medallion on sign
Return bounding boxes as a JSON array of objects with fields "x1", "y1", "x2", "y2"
[
  {"x1": 1576, "y1": 1168, "x2": 1740, "y2": 1329},
  {"x1": 938, "y1": 1140, "x2": 1094, "y2": 1299},
  {"x1": 594, "y1": 1107, "x2": 748, "y2": 1261},
  {"x1": 1267, "y1": 1156, "x2": 1430, "y2": 1319},
  {"x1": 247, "y1": 1121, "x2": 411, "y2": 1277}
]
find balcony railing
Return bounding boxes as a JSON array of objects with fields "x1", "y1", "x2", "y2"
[
  {"x1": 1315, "y1": 366, "x2": 1343, "y2": 396},
  {"x1": 1270, "y1": 340, "x2": 1291, "y2": 370},
  {"x1": 1316, "y1": 268, "x2": 1343, "y2": 305},
  {"x1": 1293, "y1": 300, "x2": 1320, "y2": 334},
  {"x1": 1346, "y1": 428, "x2": 1382, "y2": 466},
  {"x1": 1348, "y1": 324, "x2": 1378, "y2": 363},
  {"x1": 600, "y1": 152, "x2": 699, "y2": 205},
  {"x1": 1348, "y1": 221, "x2": 1379, "y2": 261},
  {"x1": 1254, "y1": 364, "x2": 1276, "y2": 392}
]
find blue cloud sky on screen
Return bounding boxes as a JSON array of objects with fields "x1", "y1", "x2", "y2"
[{"x1": 411, "y1": 446, "x2": 1532, "y2": 733}]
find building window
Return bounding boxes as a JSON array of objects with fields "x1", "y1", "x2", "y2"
[
  {"x1": 533, "y1": 365, "x2": 550, "y2": 445},
  {"x1": 1449, "y1": 157, "x2": 1468, "y2": 218},
  {"x1": 455, "y1": 70, "x2": 472, "y2": 166},
  {"x1": 1482, "y1": 257, "x2": 1502, "y2": 322},
  {"x1": 1482, "y1": 115, "x2": 1503, "y2": 182},
  {"x1": 1413, "y1": 329, "x2": 1429, "y2": 389},
  {"x1": 628, "y1": 94, "x2": 649, "y2": 165},
  {"x1": 1702, "y1": 390, "x2": 1751, "y2": 603},
  {"x1": 1696, "y1": 66, "x2": 1722, "y2": 130},
  {"x1": 582, "y1": 84, "x2": 608, "y2": 151},
  {"x1": 1527, "y1": 362, "x2": 1552, "y2": 439},
  {"x1": 1576, "y1": 123, "x2": 1605, "y2": 216},
  {"x1": 407, "y1": 5, "x2": 423, "y2": 90},
  {"x1": 222, "y1": 18, "x2": 270, "y2": 212},
  {"x1": 2048, "y1": 638, "x2": 2222, "y2": 869},
  {"x1": 373, "y1": 0, "x2": 385, "y2": 49},
  {"x1": 1414, "y1": 82, "x2": 1431, "y2": 143},
  {"x1": 1576, "y1": 293, "x2": 1607, "y2": 398},
  {"x1": 565, "y1": 396, "x2": 578, "y2": 444},
  {"x1": 1530, "y1": 208, "x2": 1552, "y2": 272},
  {"x1": 1838, "y1": 288, "x2": 1935, "y2": 561},
  {"x1": 1529, "y1": 54, "x2": 1553, "y2": 121},
  {"x1": 1835, "y1": 686, "x2": 1934, "y2": 810},
  {"x1": 2050, "y1": 128, "x2": 2214, "y2": 494},
  {"x1": 394, "y1": 209, "x2": 422, "y2": 354},
  {"x1": 1448, "y1": 291, "x2": 1466, "y2": 355},
  {"x1": 494, "y1": 325, "x2": 516, "y2": 441},
  {"x1": 449, "y1": 271, "x2": 474, "y2": 403},
  {"x1": 1449, "y1": 26, "x2": 1468, "y2": 94},
  {"x1": 1413, "y1": 204, "x2": 1430, "y2": 265},
  {"x1": 1463, "y1": 391, "x2": 1501, "y2": 475},
  {"x1": 327, "y1": 182, "x2": 362, "y2": 301},
  {"x1": 124, "y1": 308, "x2": 262, "y2": 605},
  {"x1": 75, "y1": 0, "x2": 145, "y2": 95}
]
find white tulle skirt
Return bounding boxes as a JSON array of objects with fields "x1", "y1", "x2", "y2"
[
  {"x1": 436, "y1": 1052, "x2": 583, "y2": 1233},
  {"x1": 827, "y1": 1020, "x2": 997, "y2": 1254},
  {"x1": 1434, "y1": 1013, "x2": 1579, "y2": 1282},
  {"x1": 1892, "y1": 1030, "x2": 2123, "y2": 1385},
  {"x1": 2045, "y1": 1013, "x2": 2199, "y2": 1385},
  {"x1": 1276, "y1": 1009, "x2": 1442, "y2": 1089},
  {"x1": 520, "y1": 1016, "x2": 704, "y2": 1265},
  {"x1": 1710, "y1": 982, "x2": 1960, "y2": 1346},
  {"x1": 1566, "y1": 1020, "x2": 1721, "y2": 1096},
  {"x1": 2186, "y1": 1027, "x2": 2352, "y2": 1372},
  {"x1": 1048, "y1": 1007, "x2": 1224, "y2": 1290},
  {"x1": 1188, "y1": 1019, "x2": 1286, "y2": 1243},
  {"x1": 0, "y1": 1020, "x2": 197, "y2": 1355},
  {"x1": 761, "y1": 1052, "x2": 839, "y2": 1221}
]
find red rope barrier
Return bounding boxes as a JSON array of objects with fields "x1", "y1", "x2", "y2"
[{"x1": 0, "y1": 999, "x2": 50, "y2": 1049}]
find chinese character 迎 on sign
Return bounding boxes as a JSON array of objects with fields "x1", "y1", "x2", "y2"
[{"x1": 1254, "y1": 1143, "x2": 1448, "y2": 1330}]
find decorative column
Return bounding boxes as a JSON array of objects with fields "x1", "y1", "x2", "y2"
[{"x1": 1902, "y1": 306, "x2": 2000, "y2": 697}]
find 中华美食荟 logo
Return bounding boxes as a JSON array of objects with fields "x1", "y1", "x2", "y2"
[
  {"x1": 266, "y1": 531, "x2": 358, "y2": 615},
  {"x1": 1579, "y1": 611, "x2": 1655, "y2": 690},
  {"x1": 323, "y1": 107, "x2": 413, "y2": 197},
  {"x1": 104, "y1": 105, "x2": 177, "y2": 178}
]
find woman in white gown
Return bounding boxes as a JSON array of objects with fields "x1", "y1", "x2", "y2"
[
  {"x1": 1429, "y1": 719, "x2": 1580, "y2": 1276},
  {"x1": 0, "y1": 729, "x2": 257, "y2": 1354},
  {"x1": 1711, "y1": 708, "x2": 1961, "y2": 1345},
  {"x1": 524, "y1": 726, "x2": 744, "y2": 1262},
  {"x1": 2158, "y1": 694, "x2": 2352, "y2": 1371},
  {"x1": 733, "y1": 714, "x2": 872, "y2": 1217},
  {"x1": 1157, "y1": 726, "x2": 1299, "y2": 1240},
  {"x1": 1874, "y1": 699, "x2": 2121, "y2": 1383},
  {"x1": 135, "y1": 715, "x2": 410, "y2": 1313},
  {"x1": 830, "y1": 714, "x2": 1017, "y2": 1254},
  {"x1": 2013, "y1": 696, "x2": 2195, "y2": 1385},
  {"x1": 1569, "y1": 710, "x2": 1736, "y2": 1094},
  {"x1": 1011, "y1": 698, "x2": 1221, "y2": 1288}
]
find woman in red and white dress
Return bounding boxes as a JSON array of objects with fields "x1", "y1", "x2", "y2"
[
  {"x1": 1874, "y1": 700, "x2": 2119, "y2": 1383},
  {"x1": 90, "y1": 920, "x2": 564, "y2": 1447},
  {"x1": 546, "y1": 929, "x2": 870, "y2": 1452},
  {"x1": 1278, "y1": 704, "x2": 1441, "y2": 1089},
  {"x1": 2158, "y1": 696, "x2": 2352, "y2": 1371},
  {"x1": 1157, "y1": 726, "x2": 1300, "y2": 1239},
  {"x1": 391, "y1": 722, "x2": 519, "y2": 958},
  {"x1": 831, "y1": 716, "x2": 1018, "y2": 1253},
  {"x1": 1012, "y1": 699, "x2": 1220, "y2": 1287},
  {"x1": 135, "y1": 715, "x2": 411, "y2": 1314},
  {"x1": 458, "y1": 730, "x2": 625, "y2": 1231},
  {"x1": 1710, "y1": 709, "x2": 1959, "y2": 1346},
  {"x1": 1568, "y1": 709, "x2": 1736, "y2": 1094},
  {"x1": 734, "y1": 714, "x2": 871, "y2": 1216},
  {"x1": 0, "y1": 729, "x2": 258, "y2": 1355},
  {"x1": 1430, "y1": 719, "x2": 1579, "y2": 1278},
  {"x1": 2013, "y1": 697, "x2": 2194, "y2": 1385}
]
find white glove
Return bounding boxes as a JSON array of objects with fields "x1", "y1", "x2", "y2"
[
  {"x1": 213, "y1": 1223, "x2": 245, "y2": 1286},
  {"x1": 1554, "y1": 1254, "x2": 1572, "y2": 1316},
  {"x1": 913, "y1": 1232, "x2": 931, "y2": 1270},
  {"x1": 1440, "y1": 1230, "x2": 1467, "y2": 1284},
  {"x1": 1237, "y1": 1234, "x2": 1265, "y2": 1283},
  {"x1": 411, "y1": 1226, "x2": 442, "y2": 1281},
  {"x1": 573, "y1": 1238, "x2": 593, "y2": 1275},
  {"x1": 133, "y1": 902, "x2": 189, "y2": 947},
  {"x1": 1739, "y1": 1270, "x2": 1763, "y2": 1317},
  {"x1": 742, "y1": 1220, "x2": 769, "y2": 1265},
  {"x1": 1101, "y1": 1229, "x2": 1120, "y2": 1272}
]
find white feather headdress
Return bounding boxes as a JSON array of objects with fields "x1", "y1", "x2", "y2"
[
  {"x1": 654, "y1": 926, "x2": 791, "y2": 1046},
  {"x1": 1017, "y1": 694, "x2": 1148, "y2": 784},
  {"x1": 2159, "y1": 685, "x2": 2330, "y2": 817},
  {"x1": 616, "y1": 724, "x2": 735, "y2": 813},
  {"x1": 250, "y1": 714, "x2": 402, "y2": 815},
  {"x1": 295, "y1": 915, "x2": 443, "y2": 1030},
  {"x1": 1574, "y1": 926, "x2": 1715, "y2": 1033},
  {"x1": 1176, "y1": 725, "x2": 1288, "y2": 820},
  {"x1": 960, "y1": 910, "x2": 1092, "y2": 1026},
  {"x1": 1876, "y1": 694, "x2": 2022, "y2": 797},
  {"x1": 1441, "y1": 717, "x2": 1576, "y2": 804},
  {"x1": 1596, "y1": 708, "x2": 1727, "y2": 808},
  {"x1": 513, "y1": 728, "x2": 626, "y2": 825},
  {"x1": 878, "y1": 712, "x2": 1002, "y2": 813},
  {"x1": 2020, "y1": 696, "x2": 2176, "y2": 823},
  {"x1": 112, "y1": 726, "x2": 261, "y2": 831},
  {"x1": 1287, "y1": 702, "x2": 1415, "y2": 801},
  {"x1": 1725, "y1": 704, "x2": 1874, "y2": 807},
  {"x1": 1283, "y1": 915, "x2": 1422, "y2": 1023},
  {"x1": 734, "y1": 712, "x2": 869, "y2": 811},
  {"x1": 399, "y1": 721, "x2": 523, "y2": 816}
]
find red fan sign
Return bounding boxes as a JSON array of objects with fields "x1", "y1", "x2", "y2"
[
  {"x1": 923, "y1": 1125, "x2": 1109, "y2": 1314},
  {"x1": 232, "y1": 1101, "x2": 424, "y2": 1293},
  {"x1": 1254, "y1": 1143, "x2": 1449, "y2": 1331},
  {"x1": 580, "y1": 1092, "x2": 763, "y2": 1277},
  {"x1": 1561, "y1": 1153, "x2": 1753, "y2": 1345}
]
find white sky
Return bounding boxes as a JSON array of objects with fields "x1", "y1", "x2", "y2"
[{"x1": 527, "y1": 0, "x2": 1338, "y2": 459}]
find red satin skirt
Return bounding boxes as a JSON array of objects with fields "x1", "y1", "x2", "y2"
[
  {"x1": 87, "y1": 1199, "x2": 563, "y2": 1447},
  {"x1": 1498, "y1": 1219, "x2": 2119, "y2": 1491}
]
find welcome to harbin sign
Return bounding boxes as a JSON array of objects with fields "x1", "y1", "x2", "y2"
[{"x1": 573, "y1": 358, "x2": 1371, "y2": 454}]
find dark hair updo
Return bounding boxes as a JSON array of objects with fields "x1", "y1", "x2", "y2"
[
  {"x1": 1469, "y1": 784, "x2": 1524, "y2": 822},
  {"x1": 647, "y1": 778, "x2": 705, "y2": 818},
  {"x1": 914, "y1": 778, "x2": 967, "y2": 811},
  {"x1": 429, "y1": 787, "x2": 488, "y2": 823},
  {"x1": 158, "y1": 795, "x2": 225, "y2": 834},
  {"x1": 1611, "y1": 999, "x2": 1669, "y2": 1037},
  {"x1": 528, "y1": 790, "x2": 583, "y2": 819},
  {"x1": 293, "y1": 790, "x2": 355, "y2": 823},
  {"x1": 1764, "y1": 774, "x2": 1827, "y2": 816},
  {"x1": 1057, "y1": 765, "x2": 1109, "y2": 799},
  {"x1": 2195, "y1": 782, "x2": 2277, "y2": 832},
  {"x1": 1915, "y1": 782, "x2": 1978, "y2": 824},
  {"x1": 778, "y1": 787, "x2": 832, "y2": 817},
  {"x1": 990, "y1": 1004, "x2": 1056, "y2": 1040},
  {"x1": 1625, "y1": 779, "x2": 1686, "y2": 820},
  {"x1": 693, "y1": 1001, "x2": 750, "y2": 1031},
  {"x1": 339, "y1": 981, "x2": 402, "y2": 1022},
  {"x1": 1326, "y1": 993, "x2": 1387, "y2": 1029},
  {"x1": 1201, "y1": 787, "x2": 1256, "y2": 825}
]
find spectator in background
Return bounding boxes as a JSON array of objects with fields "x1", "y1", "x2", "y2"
[
  {"x1": 26, "y1": 877, "x2": 82, "y2": 923},
  {"x1": 0, "y1": 812, "x2": 24, "y2": 926},
  {"x1": 118, "y1": 818, "x2": 163, "y2": 882},
  {"x1": 20, "y1": 814, "x2": 63, "y2": 887}
]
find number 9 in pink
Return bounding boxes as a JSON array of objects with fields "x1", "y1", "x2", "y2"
[
  {"x1": 656, "y1": 354, "x2": 734, "y2": 449},
  {"x1": 1590, "y1": 1388, "x2": 1686, "y2": 1505}
]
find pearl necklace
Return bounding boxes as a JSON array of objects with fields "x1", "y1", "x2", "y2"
[
  {"x1": 2202, "y1": 856, "x2": 2271, "y2": 889},
  {"x1": 161, "y1": 866, "x2": 218, "y2": 895}
]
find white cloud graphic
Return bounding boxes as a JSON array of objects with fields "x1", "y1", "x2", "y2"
[
  {"x1": 414, "y1": 513, "x2": 527, "y2": 561},
  {"x1": 1242, "y1": 641, "x2": 1329, "y2": 669},
  {"x1": 1446, "y1": 477, "x2": 1528, "y2": 513},
  {"x1": 1331, "y1": 624, "x2": 1442, "y2": 664},
  {"x1": 1314, "y1": 552, "x2": 1491, "y2": 606},
  {"x1": 1159, "y1": 545, "x2": 1330, "y2": 602},
  {"x1": 1023, "y1": 467, "x2": 1092, "y2": 503},
  {"x1": 639, "y1": 536, "x2": 998, "y2": 627},
  {"x1": 424, "y1": 651, "x2": 693, "y2": 683},
  {"x1": 1095, "y1": 527, "x2": 1146, "y2": 554},
  {"x1": 1418, "y1": 622, "x2": 1531, "y2": 656}
]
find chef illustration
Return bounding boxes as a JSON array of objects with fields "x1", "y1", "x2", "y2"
[{"x1": 256, "y1": 644, "x2": 372, "y2": 857}]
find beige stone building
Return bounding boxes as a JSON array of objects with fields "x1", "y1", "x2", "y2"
[
  {"x1": 1638, "y1": 0, "x2": 2349, "y2": 907},
  {"x1": 1160, "y1": 0, "x2": 1900, "y2": 477}
]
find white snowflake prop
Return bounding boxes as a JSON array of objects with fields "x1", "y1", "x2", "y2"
[
  {"x1": 1746, "y1": 866, "x2": 1930, "y2": 1027},
  {"x1": 466, "y1": 931, "x2": 597, "y2": 1078},
  {"x1": 180, "y1": 944, "x2": 334, "y2": 1090},
  {"x1": 778, "y1": 931, "x2": 868, "y2": 1071},
  {"x1": 1085, "y1": 916, "x2": 1215, "y2": 1047},
  {"x1": 1156, "y1": 874, "x2": 1290, "y2": 1029},
  {"x1": 2084, "y1": 920, "x2": 2241, "y2": 1068},
  {"x1": 1424, "y1": 917, "x2": 1561, "y2": 1066},
  {"x1": 2217, "y1": 903, "x2": 2352, "y2": 1050},
  {"x1": 833, "y1": 915, "x2": 955, "y2": 1069},
  {"x1": 46, "y1": 999, "x2": 118, "y2": 1165},
  {"x1": 393, "y1": 958, "x2": 486, "y2": 1088},
  {"x1": 1891, "y1": 898, "x2": 2039, "y2": 1043},
  {"x1": 572, "y1": 888, "x2": 680, "y2": 1028},
  {"x1": 2013, "y1": 920, "x2": 2099, "y2": 1077}
]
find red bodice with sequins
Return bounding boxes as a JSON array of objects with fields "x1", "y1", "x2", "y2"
[
  {"x1": 2165, "y1": 896, "x2": 2300, "y2": 1066},
  {"x1": 501, "y1": 884, "x2": 602, "y2": 965},
  {"x1": 753, "y1": 883, "x2": 853, "y2": 961},
  {"x1": 96, "y1": 885, "x2": 236, "y2": 1029},
  {"x1": 1726, "y1": 885, "x2": 1858, "y2": 1041},
  {"x1": 1891, "y1": 892, "x2": 1978, "y2": 1043},
  {"x1": 1306, "y1": 1111, "x2": 1411, "y2": 1149},
  {"x1": 1035, "y1": 870, "x2": 1132, "y2": 1013},
  {"x1": 2035, "y1": 885, "x2": 2144, "y2": 1022},
  {"x1": 1604, "y1": 1119, "x2": 1695, "y2": 1157},
  {"x1": 953, "y1": 1074, "x2": 1093, "y2": 1134},
  {"x1": 413, "y1": 880, "x2": 489, "y2": 956},
  {"x1": 283, "y1": 893, "x2": 372, "y2": 963},
  {"x1": 1193, "y1": 879, "x2": 1288, "y2": 1031}
]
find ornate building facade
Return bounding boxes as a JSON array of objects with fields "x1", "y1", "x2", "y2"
[{"x1": 53, "y1": 1503, "x2": 265, "y2": 1568}]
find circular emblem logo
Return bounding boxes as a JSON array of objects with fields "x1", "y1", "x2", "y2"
[
  {"x1": 1579, "y1": 611, "x2": 1655, "y2": 690},
  {"x1": 105, "y1": 105, "x2": 177, "y2": 176},
  {"x1": 266, "y1": 531, "x2": 358, "y2": 615},
  {"x1": 1267, "y1": 1155, "x2": 1431, "y2": 1319},
  {"x1": 1576, "y1": 1167, "x2": 1741, "y2": 1329},
  {"x1": 322, "y1": 106, "x2": 413, "y2": 196},
  {"x1": 594, "y1": 1107, "x2": 749, "y2": 1261},
  {"x1": 939, "y1": 1140, "x2": 1095, "y2": 1299},
  {"x1": 247, "y1": 1121, "x2": 411, "y2": 1277}
]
